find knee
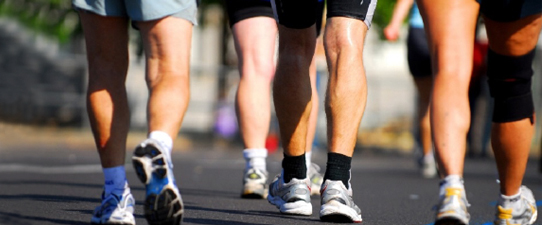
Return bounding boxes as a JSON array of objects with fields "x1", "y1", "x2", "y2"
[{"x1": 487, "y1": 48, "x2": 535, "y2": 123}]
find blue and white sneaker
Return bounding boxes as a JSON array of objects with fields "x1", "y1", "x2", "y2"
[
  {"x1": 91, "y1": 188, "x2": 135, "y2": 225},
  {"x1": 132, "y1": 139, "x2": 183, "y2": 225}
]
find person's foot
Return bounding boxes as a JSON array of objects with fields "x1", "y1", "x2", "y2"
[
  {"x1": 241, "y1": 168, "x2": 268, "y2": 199},
  {"x1": 133, "y1": 139, "x2": 184, "y2": 225},
  {"x1": 267, "y1": 172, "x2": 312, "y2": 215},
  {"x1": 494, "y1": 186, "x2": 537, "y2": 225},
  {"x1": 319, "y1": 180, "x2": 362, "y2": 223},
  {"x1": 435, "y1": 186, "x2": 470, "y2": 225},
  {"x1": 91, "y1": 189, "x2": 135, "y2": 225},
  {"x1": 422, "y1": 154, "x2": 437, "y2": 178},
  {"x1": 308, "y1": 163, "x2": 324, "y2": 195}
]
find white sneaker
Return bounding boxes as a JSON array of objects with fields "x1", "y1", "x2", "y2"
[
  {"x1": 267, "y1": 172, "x2": 312, "y2": 215},
  {"x1": 435, "y1": 186, "x2": 470, "y2": 225},
  {"x1": 494, "y1": 186, "x2": 537, "y2": 225},
  {"x1": 241, "y1": 168, "x2": 268, "y2": 199},
  {"x1": 422, "y1": 154, "x2": 437, "y2": 178},
  {"x1": 91, "y1": 189, "x2": 135, "y2": 225},
  {"x1": 308, "y1": 163, "x2": 324, "y2": 196},
  {"x1": 319, "y1": 180, "x2": 362, "y2": 223}
]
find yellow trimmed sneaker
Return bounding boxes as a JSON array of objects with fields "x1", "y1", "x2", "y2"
[
  {"x1": 435, "y1": 187, "x2": 470, "y2": 225},
  {"x1": 494, "y1": 186, "x2": 537, "y2": 225}
]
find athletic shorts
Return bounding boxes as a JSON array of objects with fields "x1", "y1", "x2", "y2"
[
  {"x1": 226, "y1": 0, "x2": 325, "y2": 36},
  {"x1": 479, "y1": 0, "x2": 542, "y2": 22},
  {"x1": 407, "y1": 27, "x2": 432, "y2": 78},
  {"x1": 271, "y1": 0, "x2": 377, "y2": 29},
  {"x1": 72, "y1": 0, "x2": 198, "y2": 25}
]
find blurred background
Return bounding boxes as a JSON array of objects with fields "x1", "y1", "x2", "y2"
[{"x1": 0, "y1": 0, "x2": 541, "y2": 159}]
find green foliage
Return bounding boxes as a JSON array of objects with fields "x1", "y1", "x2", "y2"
[
  {"x1": 0, "y1": 0, "x2": 81, "y2": 44},
  {"x1": 373, "y1": 0, "x2": 398, "y2": 40}
]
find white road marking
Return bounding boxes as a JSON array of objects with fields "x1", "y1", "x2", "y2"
[{"x1": 0, "y1": 164, "x2": 132, "y2": 174}]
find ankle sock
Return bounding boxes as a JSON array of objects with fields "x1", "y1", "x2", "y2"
[
  {"x1": 499, "y1": 189, "x2": 522, "y2": 210},
  {"x1": 282, "y1": 153, "x2": 307, "y2": 183},
  {"x1": 323, "y1": 152, "x2": 352, "y2": 189},
  {"x1": 243, "y1": 148, "x2": 267, "y2": 171},
  {"x1": 305, "y1": 151, "x2": 312, "y2": 171},
  {"x1": 103, "y1": 166, "x2": 127, "y2": 197}
]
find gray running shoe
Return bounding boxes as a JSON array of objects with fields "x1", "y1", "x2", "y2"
[
  {"x1": 319, "y1": 180, "x2": 362, "y2": 223},
  {"x1": 133, "y1": 139, "x2": 183, "y2": 225},
  {"x1": 435, "y1": 187, "x2": 470, "y2": 225},
  {"x1": 241, "y1": 168, "x2": 268, "y2": 199},
  {"x1": 91, "y1": 188, "x2": 135, "y2": 225},
  {"x1": 494, "y1": 186, "x2": 537, "y2": 225},
  {"x1": 308, "y1": 163, "x2": 324, "y2": 196},
  {"x1": 267, "y1": 172, "x2": 312, "y2": 215}
]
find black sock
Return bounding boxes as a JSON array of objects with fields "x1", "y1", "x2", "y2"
[
  {"x1": 282, "y1": 154, "x2": 307, "y2": 183},
  {"x1": 323, "y1": 152, "x2": 352, "y2": 189}
]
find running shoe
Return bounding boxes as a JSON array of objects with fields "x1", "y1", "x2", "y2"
[
  {"x1": 241, "y1": 168, "x2": 268, "y2": 199},
  {"x1": 267, "y1": 172, "x2": 312, "y2": 215},
  {"x1": 132, "y1": 139, "x2": 184, "y2": 225},
  {"x1": 91, "y1": 189, "x2": 135, "y2": 225},
  {"x1": 319, "y1": 180, "x2": 362, "y2": 223},
  {"x1": 435, "y1": 186, "x2": 470, "y2": 225},
  {"x1": 308, "y1": 163, "x2": 324, "y2": 196},
  {"x1": 494, "y1": 186, "x2": 537, "y2": 225},
  {"x1": 422, "y1": 154, "x2": 437, "y2": 178}
]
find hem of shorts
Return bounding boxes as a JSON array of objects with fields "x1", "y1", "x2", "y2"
[{"x1": 229, "y1": 13, "x2": 274, "y2": 27}]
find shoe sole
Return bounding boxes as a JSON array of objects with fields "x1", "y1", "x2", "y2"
[
  {"x1": 267, "y1": 195, "x2": 312, "y2": 215},
  {"x1": 435, "y1": 217, "x2": 468, "y2": 225},
  {"x1": 133, "y1": 143, "x2": 184, "y2": 225},
  {"x1": 241, "y1": 182, "x2": 268, "y2": 199},
  {"x1": 320, "y1": 200, "x2": 362, "y2": 223}
]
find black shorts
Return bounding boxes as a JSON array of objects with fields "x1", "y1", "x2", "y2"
[
  {"x1": 271, "y1": 0, "x2": 377, "y2": 30},
  {"x1": 480, "y1": 0, "x2": 542, "y2": 22},
  {"x1": 225, "y1": 0, "x2": 325, "y2": 36},
  {"x1": 407, "y1": 27, "x2": 432, "y2": 78}
]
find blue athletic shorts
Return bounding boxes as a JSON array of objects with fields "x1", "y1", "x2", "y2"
[{"x1": 72, "y1": 0, "x2": 198, "y2": 25}]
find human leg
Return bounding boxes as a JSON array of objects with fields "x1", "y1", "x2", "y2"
[
  {"x1": 406, "y1": 26, "x2": 436, "y2": 178},
  {"x1": 78, "y1": 10, "x2": 135, "y2": 225},
  {"x1": 231, "y1": 16, "x2": 278, "y2": 198},
  {"x1": 413, "y1": 76, "x2": 436, "y2": 178},
  {"x1": 306, "y1": 47, "x2": 325, "y2": 194},
  {"x1": 131, "y1": 16, "x2": 193, "y2": 225},
  {"x1": 416, "y1": 0, "x2": 479, "y2": 224},
  {"x1": 483, "y1": 12, "x2": 541, "y2": 225}
]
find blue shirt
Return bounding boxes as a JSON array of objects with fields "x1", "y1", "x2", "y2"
[{"x1": 409, "y1": 3, "x2": 424, "y2": 28}]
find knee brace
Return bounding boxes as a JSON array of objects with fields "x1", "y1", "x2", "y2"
[{"x1": 487, "y1": 48, "x2": 536, "y2": 123}]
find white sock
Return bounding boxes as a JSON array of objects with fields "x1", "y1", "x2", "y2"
[
  {"x1": 439, "y1": 175, "x2": 464, "y2": 196},
  {"x1": 499, "y1": 189, "x2": 522, "y2": 210},
  {"x1": 149, "y1": 131, "x2": 173, "y2": 155},
  {"x1": 103, "y1": 166, "x2": 127, "y2": 197},
  {"x1": 243, "y1": 148, "x2": 267, "y2": 171},
  {"x1": 305, "y1": 151, "x2": 312, "y2": 171}
]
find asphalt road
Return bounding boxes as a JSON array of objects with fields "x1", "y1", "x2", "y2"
[{"x1": 1, "y1": 139, "x2": 541, "y2": 225}]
